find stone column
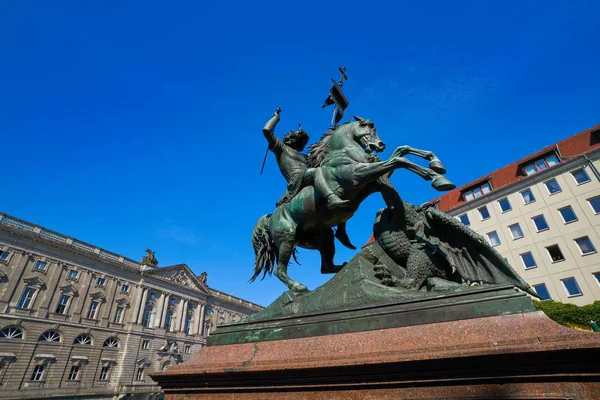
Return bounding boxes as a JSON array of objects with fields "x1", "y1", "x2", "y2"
[
  {"x1": 153, "y1": 292, "x2": 166, "y2": 328},
  {"x1": 179, "y1": 299, "x2": 189, "y2": 332},
  {"x1": 191, "y1": 303, "x2": 201, "y2": 335},
  {"x1": 160, "y1": 294, "x2": 171, "y2": 328},
  {"x1": 131, "y1": 282, "x2": 145, "y2": 323},
  {"x1": 174, "y1": 298, "x2": 184, "y2": 332},
  {"x1": 197, "y1": 303, "x2": 206, "y2": 337},
  {"x1": 135, "y1": 288, "x2": 148, "y2": 324}
]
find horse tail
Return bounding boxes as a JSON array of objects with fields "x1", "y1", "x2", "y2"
[{"x1": 250, "y1": 214, "x2": 276, "y2": 282}]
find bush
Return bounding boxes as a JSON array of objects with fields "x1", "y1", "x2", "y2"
[{"x1": 533, "y1": 300, "x2": 600, "y2": 331}]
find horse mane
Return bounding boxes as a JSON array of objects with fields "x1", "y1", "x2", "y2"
[
  {"x1": 307, "y1": 122, "x2": 355, "y2": 167},
  {"x1": 307, "y1": 131, "x2": 332, "y2": 167}
]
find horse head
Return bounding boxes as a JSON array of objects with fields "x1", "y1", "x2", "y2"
[{"x1": 352, "y1": 116, "x2": 386, "y2": 153}]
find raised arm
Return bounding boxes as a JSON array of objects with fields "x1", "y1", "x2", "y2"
[{"x1": 262, "y1": 107, "x2": 282, "y2": 149}]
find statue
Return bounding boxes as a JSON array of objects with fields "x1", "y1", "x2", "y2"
[
  {"x1": 199, "y1": 272, "x2": 207, "y2": 284},
  {"x1": 250, "y1": 67, "x2": 535, "y2": 298},
  {"x1": 251, "y1": 117, "x2": 455, "y2": 291},
  {"x1": 141, "y1": 249, "x2": 158, "y2": 267},
  {"x1": 262, "y1": 108, "x2": 355, "y2": 250}
]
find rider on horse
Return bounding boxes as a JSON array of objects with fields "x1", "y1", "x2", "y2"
[{"x1": 262, "y1": 107, "x2": 355, "y2": 250}]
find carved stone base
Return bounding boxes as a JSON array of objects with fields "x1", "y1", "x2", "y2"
[{"x1": 150, "y1": 311, "x2": 600, "y2": 399}]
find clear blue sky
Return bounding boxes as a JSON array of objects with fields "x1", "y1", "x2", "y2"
[{"x1": 1, "y1": 1, "x2": 599, "y2": 306}]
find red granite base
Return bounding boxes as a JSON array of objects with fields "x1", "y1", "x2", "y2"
[{"x1": 150, "y1": 312, "x2": 600, "y2": 399}]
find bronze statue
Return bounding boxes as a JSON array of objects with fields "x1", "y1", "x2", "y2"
[{"x1": 252, "y1": 117, "x2": 454, "y2": 291}]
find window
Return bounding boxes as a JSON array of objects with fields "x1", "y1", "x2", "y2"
[
  {"x1": 575, "y1": 236, "x2": 596, "y2": 255},
  {"x1": 523, "y1": 154, "x2": 559, "y2": 176},
  {"x1": 458, "y1": 213, "x2": 470, "y2": 226},
  {"x1": 100, "y1": 365, "x2": 111, "y2": 381},
  {"x1": 142, "y1": 306, "x2": 153, "y2": 328},
  {"x1": 68, "y1": 270, "x2": 79, "y2": 280},
  {"x1": 121, "y1": 284, "x2": 130, "y2": 293},
  {"x1": 533, "y1": 283, "x2": 551, "y2": 300},
  {"x1": 544, "y1": 178, "x2": 562, "y2": 195},
  {"x1": 96, "y1": 277, "x2": 105, "y2": 286},
  {"x1": 558, "y1": 206, "x2": 578, "y2": 223},
  {"x1": 142, "y1": 339, "x2": 150, "y2": 349},
  {"x1": 486, "y1": 231, "x2": 501, "y2": 246},
  {"x1": 185, "y1": 345, "x2": 192, "y2": 353},
  {"x1": 68, "y1": 365, "x2": 80, "y2": 381},
  {"x1": 164, "y1": 310, "x2": 173, "y2": 330},
  {"x1": 498, "y1": 198, "x2": 512, "y2": 213},
  {"x1": 184, "y1": 314, "x2": 192, "y2": 334},
  {"x1": 149, "y1": 292, "x2": 157, "y2": 301},
  {"x1": 463, "y1": 182, "x2": 492, "y2": 201},
  {"x1": 114, "y1": 306, "x2": 125, "y2": 324},
  {"x1": 520, "y1": 189, "x2": 536, "y2": 204},
  {"x1": 206, "y1": 307, "x2": 213, "y2": 315},
  {"x1": 39, "y1": 330, "x2": 61, "y2": 342},
  {"x1": 0, "y1": 326, "x2": 24, "y2": 339},
  {"x1": 17, "y1": 287, "x2": 35, "y2": 308},
  {"x1": 571, "y1": 168, "x2": 591, "y2": 184},
  {"x1": 74, "y1": 334, "x2": 93, "y2": 346},
  {"x1": 594, "y1": 272, "x2": 600, "y2": 286},
  {"x1": 34, "y1": 260, "x2": 47, "y2": 271},
  {"x1": 88, "y1": 300, "x2": 100, "y2": 319},
  {"x1": 546, "y1": 244, "x2": 565, "y2": 262},
  {"x1": 103, "y1": 337, "x2": 119, "y2": 348},
  {"x1": 136, "y1": 367, "x2": 145, "y2": 380},
  {"x1": 478, "y1": 206, "x2": 491, "y2": 220},
  {"x1": 520, "y1": 252, "x2": 537, "y2": 269},
  {"x1": 31, "y1": 365, "x2": 45, "y2": 381},
  {"x1": 0, "y1": 250, "x2": 9, "y2": 261},
  {"x1": 55, "y1": 295, "x2": 70, "y2": 314},
  {"x1": 508, "y1": 223, "x2": 524, "y2": 239},
  {"x1": 561, "y1": 277, "x2": 583, "y2": 297},
  {"x1": 588, "y1": 196, "x2": 600, "y2": 214},
  {"x1": 532, "y1": 215, "x2": 549, "y2": 232}
]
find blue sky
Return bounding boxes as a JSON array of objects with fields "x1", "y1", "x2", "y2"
[{"x1": 1, "y1": 1, "x2": 599, "y2": 306}]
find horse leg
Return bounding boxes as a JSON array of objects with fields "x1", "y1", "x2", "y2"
[
  {"x1": 393, "y1": 145, "x2": 447, "y2": 174},
  {"x1": 393, "y1": 157, "x2": 456, "y2": 191},
  {"x1": 274, "y1": 241, "x2": 308, "y2": 292},
  {"x1": 318, "y1": 229, "x2": 347, "y2": 274}
]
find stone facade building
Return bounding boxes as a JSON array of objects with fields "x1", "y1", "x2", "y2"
[
  {"x1": 0, "y1": 213, "x2": 263, "y2": 399},
  {"x1": 431, "y1": 123, "x2": 600, "y2": 305}
]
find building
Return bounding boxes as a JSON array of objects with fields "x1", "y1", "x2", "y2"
[
  {"x1": 430, "y1": 123, "x2": 600, "y2": 305},
  {"x1": 0, "y1": 212, "x2": 263, "y2": 400}
]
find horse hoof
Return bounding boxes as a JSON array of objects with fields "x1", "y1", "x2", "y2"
[
  {"x1": 431, "y1": 176, "x2": 456, "y2": 191},
  {"x1": 291, "y1": 283, "x2": 309, "y2": 292},
  {"x1": 429, "y1": 159, "x2": 447, "y2": 174}
]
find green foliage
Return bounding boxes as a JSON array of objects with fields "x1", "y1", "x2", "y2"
[{"x1": 534, "y1": 300, "x2": 600, "y2": 331}]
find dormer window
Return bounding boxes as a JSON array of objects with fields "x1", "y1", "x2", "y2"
[
  {"x1": 463, "y1": 182, "x2": 492, "y2": 201},
  {"x1": 522, "y1": 153, "x2": 559, "y2": 176}
]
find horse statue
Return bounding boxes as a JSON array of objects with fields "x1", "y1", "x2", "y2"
[{"x1": 251, "y1": 117, "x2": 455, "y2": 292}]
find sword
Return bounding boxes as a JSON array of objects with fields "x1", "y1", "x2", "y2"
[{"x1": 260, "y1": 107, "x2": 282, "y2": 175}]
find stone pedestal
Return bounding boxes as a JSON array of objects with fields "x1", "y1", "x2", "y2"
[{"x1": 150, "y1": 288, "x2": 600, "y2": 399}]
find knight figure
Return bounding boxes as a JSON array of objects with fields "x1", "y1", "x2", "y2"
[{"x1": 262, "y1": 107, "x2": 355, "y2": 249}]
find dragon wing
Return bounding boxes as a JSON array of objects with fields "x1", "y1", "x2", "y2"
[{"x1": 423, "y1": 207, "x2": 538, "y2": 297}]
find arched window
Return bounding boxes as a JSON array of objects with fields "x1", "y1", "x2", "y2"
[
  {"x1": 103, "y1": 337, "x2": 119, "y2": 348},
  {"x1": 39, "y1": 330, "x2": 61, "y2": 342},
  {"x1": 73, "y1": 334, "x2": 93, "y2": 345},
  {"x1": 0, "y1": 326, "x2": 24, "y2": 339},
  {"x1": 142, "y1": 305, "x2": 153, "y2": 327}
]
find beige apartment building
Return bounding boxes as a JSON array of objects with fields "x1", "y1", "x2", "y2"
[
  {"x1": 0, "y1": 212, "x2": 262, "y2": 400},
  {"x1": 431, "y1": 123, "x2": 600, "y2": 306}
]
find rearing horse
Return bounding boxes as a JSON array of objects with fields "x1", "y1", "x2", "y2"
[{"x1": 251, "y1": 117, "x2": 455, "y2": 291}]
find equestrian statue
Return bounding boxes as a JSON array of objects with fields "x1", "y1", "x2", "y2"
[{"x1": 250, "y1": 68, "x2": 535, "y2": 298}]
